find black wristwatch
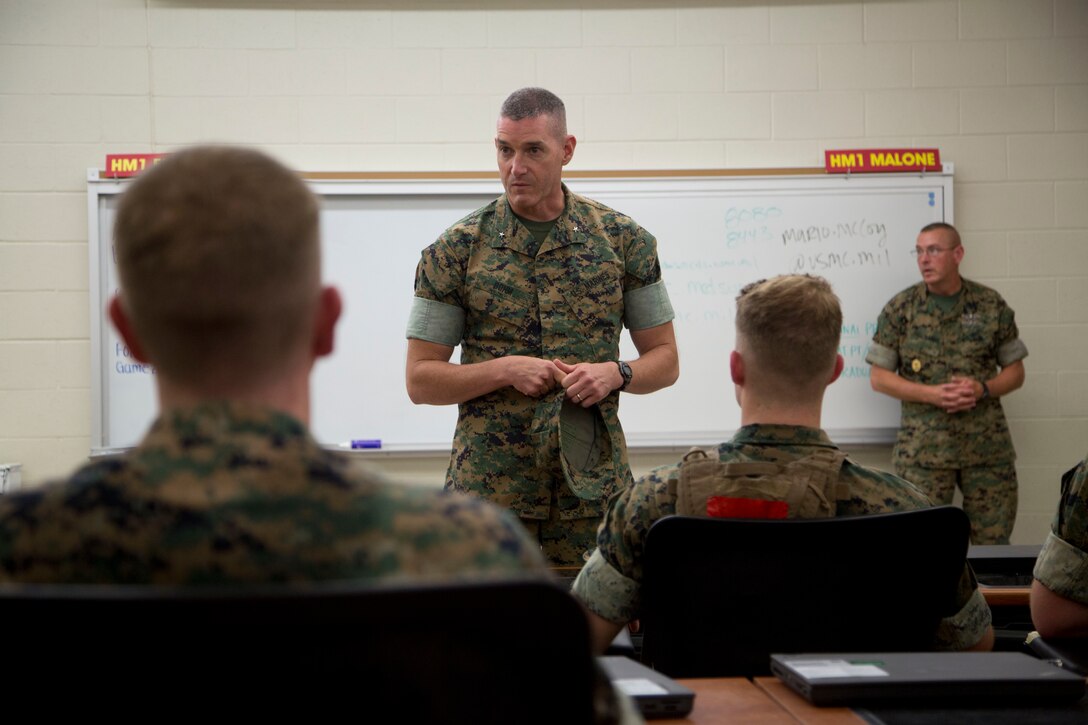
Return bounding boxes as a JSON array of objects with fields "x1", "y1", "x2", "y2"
[
  {"x1": 616, "y1": 360, "x2": 633, "y2": 391},
  {"x1": 980, "y1": 381, "x2": 991, "y2": 400}
]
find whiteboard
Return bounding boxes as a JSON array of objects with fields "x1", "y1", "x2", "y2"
[{"x1": 87, "y1": 168, "x2": 953, "y2": 454}]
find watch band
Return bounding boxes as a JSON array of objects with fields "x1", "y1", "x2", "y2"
[
  {"x1": 980, "y1": 381, "x2": 990, "y2": 400},
  {"x1": 616, "y1": 360, "x2": 633, "y2": 391}
]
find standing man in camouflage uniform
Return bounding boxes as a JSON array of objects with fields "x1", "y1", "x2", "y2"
[
  {"x1": 1031, "y1": 455, "x2": 1088, "y2": 638},
  {"x1": 406, "y1": 88, "x2": 679, "y2": 567},
  {"x1": 573, "y1": 274, "x2": 993, "y2": 654},
  {"x1": 866, "y1": 222, "x2": 1027, "y2": 544},
  {"x1": 0, "y1": 145, "x2": 549, "y2": 585}
]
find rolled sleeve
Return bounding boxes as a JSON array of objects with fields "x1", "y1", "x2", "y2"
[
  {"x1": 934, "y1": 585, "x2": 992, "y2": 651},
  {"x1": 624, "y1": 280, "x2": 675, "y2": 331},
  {"x1": 572, "y1": 548, "x2": 642, "y2": 624},
  {"x1": 1034, "y1": 531, "x2": 1088, "y2": 606},
  {"x1": 997, "y1": 338, "x2": 1029, "y2": 367},
  {"x1": 406, "y1": 296, "x2": 465, "y2": 347},
  {"x1": 865, "y1": 341, "x2": 899, "y2": 371}
]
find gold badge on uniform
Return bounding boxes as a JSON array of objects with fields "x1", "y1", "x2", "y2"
[{"x1": 911, "y1": 359, "x2": 922, "y2": 372}]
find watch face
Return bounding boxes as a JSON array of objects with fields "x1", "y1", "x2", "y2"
[{"x1": 619, "y1": 361, "x2": 632, "y2": 388}]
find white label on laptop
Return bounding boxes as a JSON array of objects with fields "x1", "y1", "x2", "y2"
[
  {"x1": 786, "y1": 659, "x2": 890, "y2": 679},
  {"x1": 613, "y1": 678, "x2": 669, "y2": 696}
]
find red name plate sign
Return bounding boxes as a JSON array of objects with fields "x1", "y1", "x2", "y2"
[
  {"x1": 104, "y1": 153, "x2": 167, "y2": 178},
  {"x1": 824, "y1": 148, "x2": 941, "y2": 174}
]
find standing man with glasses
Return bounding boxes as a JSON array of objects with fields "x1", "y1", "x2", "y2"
[{"x1": 866, "y1": 222, "x2": 1027, "y2": 544}]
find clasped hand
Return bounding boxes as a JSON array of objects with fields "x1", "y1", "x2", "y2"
[
  {"x1": 553, "y1": 359, "x2": 620, "y2": 407},
  {"x1": 501, "y1": 356, "x2": 619, "y2": 406},
  {"x1": 937, "y1": 376, "x2": 980, "y2": 413}
]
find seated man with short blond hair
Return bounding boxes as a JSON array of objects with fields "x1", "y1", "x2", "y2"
[{"x1": 573, "y1": 274, "x2": 994, "y2": 655}]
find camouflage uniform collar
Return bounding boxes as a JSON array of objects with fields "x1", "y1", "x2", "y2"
[
  {"x1": 493, "y1": 184, "x2": 590, "y2": 257},
  {"x1": 147, "y1": 400, "x2": 312, "y2": 448},
  {"x1": 916, "y1": 278, "x2": 975, "y2": 317},
  {"x1": 729, "y1": 423, "x2": 837, "y2": 449}
]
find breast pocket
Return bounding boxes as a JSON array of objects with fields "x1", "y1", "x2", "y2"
[
  {"x1": 900, "y1": 331, "x2": 943, "y2": 382},
  {"x1": 956, "y1": 317, "x2": 1000, "y2": 376},
  {"x1": 465, "y1": 282, "x2": 537, "y2": 353},
  {"x1": 560, "y1": 271, "x2": 624, "y2": 339}
]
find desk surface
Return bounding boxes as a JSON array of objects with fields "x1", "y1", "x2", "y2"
[
  {"x1": 656, "y1": 677, "x2": 861, "y2": 724},
  {"x1": 754, "y1": 678, "x2": 865, "y2": 724},
  {"x1": 663, "y1": 675, "x2": 1088, "y2": 724},
  {"x1": 981, "y1": 584, "x2": 1030, "y2": 607}
]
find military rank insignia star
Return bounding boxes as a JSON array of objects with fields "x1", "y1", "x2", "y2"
[
  {"x1": 911, "y1": 359, "x2": 922, "y2": 372},
  {"x1": 498, "y1": 231, "x2": 505, "y2": 239}
]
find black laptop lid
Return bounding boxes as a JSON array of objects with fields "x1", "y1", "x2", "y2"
[
  {"x1": 598, "y1": 655, "x2": 695, "y2": 719},
  {"x1": 771, "y1": 652, "x2": 1087, "y2": 707}
]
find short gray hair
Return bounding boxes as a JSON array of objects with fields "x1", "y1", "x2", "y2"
[
  {"x1": 919, "y1": 221, "x2": 961, "y2": 247},
  {"x1": 499, "y1": 87, "x2": 567, "y2": 137}
]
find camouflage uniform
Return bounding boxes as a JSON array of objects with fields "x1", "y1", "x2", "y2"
[
  {"x1": 866, "y1": 279, "x2": 1028, "y2": 544},
  {"x1": 0, "y1": 402, "x2": 549, "y2": 584},
  {"x1": 572, "y1": 424, "x2": 992, "y2": 651},
  {"x1": 408, "y1": 185, "x2": 674, "y2": 566},
  {"x1": 1033, "y1": 456, "x2": 1088, "y2": 607}
]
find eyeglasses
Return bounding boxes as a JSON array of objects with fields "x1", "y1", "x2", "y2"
[{"x1": 912, "y1": 245, "x2": 957, "y2": 259}]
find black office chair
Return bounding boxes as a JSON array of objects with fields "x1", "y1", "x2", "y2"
[
  {"x1": 639, "y1": 505, "x2": 972, "y2": 678},
  {"x1": 0, "y1": 576, "x2": 598, "y2": 722},
  {"x1": 1026, "y1": 631, "x2": 1088, "y2": 676}
]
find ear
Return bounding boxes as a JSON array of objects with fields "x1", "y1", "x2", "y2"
[
  {"x1": 828, "y1": 354, "x2": 845, "y2": 385},
  {"x1": 729, "y1": 350, "x2": 745, "y2": 385},
  {"x1": 313, "y1": 286, "x2": 342, "y2": 359},
  {"x1": 108, "y1": 295, "x2": 151, "y2": 363},
  {"x1": 953, "y1": 244, "x2": 965, "y2": 265},
  {"x1": 562, "y1": 135, "x2": 576, "y2": 166}
]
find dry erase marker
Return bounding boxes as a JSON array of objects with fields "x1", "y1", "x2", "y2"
[{"x1": 351, "y1": 439, "x2": 382, "y2": 449}]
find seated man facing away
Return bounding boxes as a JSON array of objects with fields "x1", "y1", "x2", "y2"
[
  {"x1": 0, "y1": 145, "x2": 547, "y2": 585},
  {"x1": 572, "y1": 274, "x2": 994, "y2": 654},
  {"x1": 1031, "y1": 455, "x2": 1088, "y2": 638},
  {"x1": 0, "y1": 145, "x2": 642, "y2": 725}
]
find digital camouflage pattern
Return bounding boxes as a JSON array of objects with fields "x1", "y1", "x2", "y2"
[
  {"x1": 866, "y1": 279, "x2": 1028, "y2": 469},
  {"x1": 572, "y1": 424, "x2": 992, "y2": 651},
  {"x1": 410, "y1": 186, "x2": 670, "y2": 531},
  {"x1": 1034, "y1": 456, "x2": 1088, "y2": 606},
  {"x1": 0, "y1": 402, "x2": 549, "y2": 584},
  {"x1": 896, "y1": 463, "x2": 1018, "y2": 545}
]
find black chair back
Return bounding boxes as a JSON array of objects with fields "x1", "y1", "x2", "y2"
[
  {"x1": 641, "y1": 506, "x2": 971, "y2": 677},
  {"x1": 1, "y1": 576, "x2": 596, "y2": 722}
]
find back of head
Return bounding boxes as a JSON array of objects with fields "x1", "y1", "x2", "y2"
[
  {"x1": 499, "y1": 86, "x2": 567, "y2": 137},
  {"x1": 113, "y1": 145, "x2": 320, "y2": 390},
  {"x1": 735, "y1": 274, "x2": 842, "y2": 393}
]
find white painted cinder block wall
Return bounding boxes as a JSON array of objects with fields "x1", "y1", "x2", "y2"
[{"x1": 1, "y1": 0, "x2": 1086, "y2": 546}]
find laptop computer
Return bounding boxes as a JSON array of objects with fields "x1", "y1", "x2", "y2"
[
  {"x1": 771, "y1": 652, "x2": 1086, "y2": 707},
  {"x1": 598, "y1": 655, "x2": 695, "y2": 719}
]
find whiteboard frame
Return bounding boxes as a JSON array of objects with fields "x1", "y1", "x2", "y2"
[{"x1": 88, "y1": 166, "x2": 953, "y2": 455}]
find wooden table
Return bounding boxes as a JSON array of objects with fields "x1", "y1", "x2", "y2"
[
  {"x1": 754, "y1": 677, "x2": 866, "y2": 724},
  {"x1": 655, "y1": 677, "x2": 862, "y2": 724},
  {"x1": 980, "y1": 585, "x2": 1030, "y2": 608}
]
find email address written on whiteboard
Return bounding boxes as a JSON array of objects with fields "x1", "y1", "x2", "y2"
[{"x1": 662, "y1": 204, "x2": 889, "y2": 380}]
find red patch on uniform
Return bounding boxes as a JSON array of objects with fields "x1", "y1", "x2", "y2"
[{"x1": 706, "y1": 497, "x2": 789, "y2": 519}]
